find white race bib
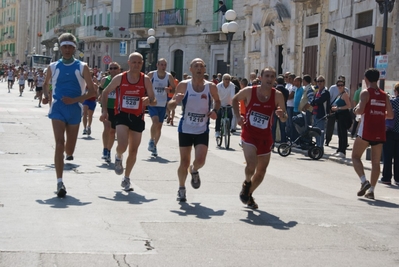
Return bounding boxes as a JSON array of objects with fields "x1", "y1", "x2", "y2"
[
  {"x1": 108, "y1": 90, "x2": 116, "y2": 99},
  {"x1": 122, "y1": 96, "x2": 140, "y2": 109},
  {"x1": 187, "y1": 112, "x2": 206, "y2": 127},
  {"x1": 154, "y1": 86, "x2": 165, "y2": 95},
  {"x1": 249, "y1": 111, "x2": 269, "y2": 129}
]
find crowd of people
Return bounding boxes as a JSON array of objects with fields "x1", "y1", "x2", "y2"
[{"x1": 13, "y1": 32, "x2": 396, "y2": 205}]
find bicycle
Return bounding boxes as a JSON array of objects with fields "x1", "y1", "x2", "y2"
[{"x1": 216, "y1": 105, "x2": 232, "y2": 149}]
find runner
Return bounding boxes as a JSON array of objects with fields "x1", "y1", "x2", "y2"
[
  {"x1": 100, "y1": 52, "x2": 155, "y2": 191},
  {"x1": 27, "y1": 68, "x2": 35, "y2": 91},
  {"x1": 34, "y1": 68, "x2": 45, "y2": 107},
  {"x1": 42, "y1": 33, "x2": 96, "y2": 198},
  {"x1": 82, "y1": 72, "x2": 99, "y2": 136},
  {"x1": 17, "y1": 70, "x2": 27, "y2": 97},
  {"x1": 166, "y1": 71, "x2": 179, "y2": 126},
  {"x1": 147, "y1": 58, "x2": 176, "y2": 157},
  {"x1": 167, "y1": 58, "x2": 221, "y2": 202},
  {"x1": 232, "y1": 67, "x2": 287, "y2": 209},
  {"x1": 7, "y1": 67, "x2": 14, "y2": 92},
  {"x1": 99, "y1": 62, "x2": 121, "y2": 163}
]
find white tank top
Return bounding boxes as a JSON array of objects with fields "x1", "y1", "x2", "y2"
[
  {"x1": 36, "y1": 75, "x2": 45, "y2": 87},
  {"x1": 151, "y1": 71, "x2": 170, "y2": 107}
]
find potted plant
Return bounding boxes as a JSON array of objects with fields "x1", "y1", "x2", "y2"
[
  {"x1": 105, "y1": 31, "x2": 113, "y2": 37},
  {"x1": 37, "y1": 32, "x2": 42, "y2": 37}
]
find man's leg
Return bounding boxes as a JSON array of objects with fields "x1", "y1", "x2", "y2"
[
  {"x1": 150, "y1": 116, "x2": 162, "y2": 145},
  {"x1": 87, "y1": 109, "x2": 94, "y2": 128},
  {"x1": 178, "y1": 146, "x2": 192, "y2": 187},
  {"x1": 124, "y1": 130, "x2": 142, "y2": 178},
  {"x1": 242, "y1": 142, "x2": 258, "y2": 184},
  {"x1": 51, "y1": 120, "x2": 67, "y2": 179},
  {"x1": 248, "y1": 154, "x2": 271, "y2": 195},
  {"x1": 65, "y1": 123, "x2": 80, "y2": 158},
  {"x1": 192, "y1": 144, "x2": 208, "y2": 172},
  {"x1": 82, "y1": 105, "x2": 88, "y2": 132},
  {"x1": 325, "y1": 115, "x2": 335, "y2": 145},
  {"x1": 102, "y1": 119, "x2": 111, "y2": 151},
  {"x1": 370, "y1": 144, "x2": 383, "y2": 187},
  {"x1": 115, "y1": 124, "x2": 129, "y2": 158},
  {"x1": 351, "y1": 137, "x2": 369, "y2": 179}
]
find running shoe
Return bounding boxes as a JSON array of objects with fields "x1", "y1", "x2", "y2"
[
  {"x1": 121, "y1": 178, "x2": 131, "y2": 191},
  {"x1": 177, "y1": 188, "x2": 187, "y2": 202},
  {"x1": 83, "y1": 128, "x2": 87, "y2": 135},
  {"x1": 102, "y1": 148, "x2": 108, "y2": 160},
  {"x1": 114, "y1": 156, "x2": 124, "y2": 175},
  {"x1": 379, "y1": 178, "x2": 391, "y2": 185},
  {"x1": 105, "y1": 150, "x2": 111, "y2": 163},
  {"x1": 247, "y1": 194, "x2": 258, "y2": 209},
  {"x1": 239, "y1": 180, "x2": 251, "y2": 204},
  {"x1": 215, "y1": 131, "x2": 221, "y2": 138},
  {"x1": 87, "y1": 127, "x2": 91, "y2": 136},
  {"x1": 56, "y1": 182, "x2": 67, "y2": 198},
  {"x1": 190, "y1": 165, "x2": 201, "y2": 189},
  {"x1": 65, "y1": 155, "x2": 74, "y2": 161},
  {"x1": 364, "y1": 191, "x2": 375, "y2": 199},
  {"x1": 148, "y1": 139, "x2": 155, "y2": 152},
  {"x1": 151, "y1": 147, "x2": 158, "y2": 157},
  {"x1": 357, "y1": 180, "x2": 371, "y2": 196}
]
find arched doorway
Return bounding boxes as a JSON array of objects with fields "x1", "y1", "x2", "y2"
[{"x1": 173, "y1": 49, "x2": 183, "y2": 81}]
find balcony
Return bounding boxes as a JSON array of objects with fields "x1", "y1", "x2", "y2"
[
  {"x1": 78, "y1": 26, "x2": 130, "y2": 42},
  {"x1": 98, "y1": 0, "x2": 112, "y2": 5},
  {"x1": 60, "y1": 15, "x2": 81, "y2": 29},
  {"x1": 158, "y1": 8, "x2": 187, "y2": 34},
  {"x1": 128, "y1": 12, "x2": 156, "y2": 35}
]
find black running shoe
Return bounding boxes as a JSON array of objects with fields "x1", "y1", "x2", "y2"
[
  {"x1": 357, "y1": 180, "x2": 371, "y2": 196},
  {"x1": 65, "y1": 155, "x2": 74, "y2": 161},
  {"x1": 247, "y1": 194, "x2": 258, "y2": 209},
  {"x1": 240, "y1": 180, "x2": 251, "y2": 204},
  {"x1": 177, "y1": 188, "x2": 187, "y2": 202},
  {"x1": 57, "y1": 182, "x2": 67, "y2": 198}
]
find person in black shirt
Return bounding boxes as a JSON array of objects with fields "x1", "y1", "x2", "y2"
[
  {"x1": 214, "y1": 1, "x2": 227, "y2": 29},
  {"x1": 272, "y1": 76, "x2": 289, "y2": 146}
]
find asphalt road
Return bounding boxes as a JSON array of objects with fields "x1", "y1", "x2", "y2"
[{"x1": 0, "y1": 82, "x2": 398, "y2": 267}]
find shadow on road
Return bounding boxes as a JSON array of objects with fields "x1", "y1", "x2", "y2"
[
  {"x1": 98, "y1": 191, "x2": 157, "y2": 205},
  {"x1": 358, "y1": 198, "x2": 399, "y2": 208},
  {"x1": 36, "y1": 195, "x2": 92, "y2": 209},
  {"x1": 142, "y1": 156, "x2": 178, "y2": 164},
  {"x1": 240, "y1": 210, "x2": 298, "y2": 230},
  {"x1": 170, "y1": 202, "x2": 226, "y2": 219}
]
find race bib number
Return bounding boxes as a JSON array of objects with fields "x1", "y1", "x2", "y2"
[
  {"x1": 249, "y1": 111, "x2": 269, "y2": 129},
  {"x1": 155, "y1": 86, "x2": 165, "y2": 95},
  {"x1": 122, "y1": 96, "x2": 140, "y2": 109},
  {"x1": 108, "y1": 90, "x2": 116, "y2": 99},
  {"x1": 187, "y1": 112, "x2": 206, "y2": 126}
]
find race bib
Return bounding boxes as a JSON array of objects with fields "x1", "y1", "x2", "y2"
[
  {"x1": 108, "y1": 90, "x2": 116, "y2": 99},
  {"x1": 249, "y1": 111, "x2": 269, "y2": 129},
  {"x1": 122, "y1": 96, "x2": 140, "y2": 109},
  {"x1": 187, "y1": 112, "x2": 206, "y2": 127},
  {"x1": 155, "y1": 86, "x2": 165, "y2": 95}
]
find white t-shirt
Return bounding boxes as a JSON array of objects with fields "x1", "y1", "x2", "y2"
[
  {"x1": 286, "y1": 83, "x2": 295, "y2": 107},
  {"x1": 216, "y1": 82, "x2": 235, "y2": 107}
]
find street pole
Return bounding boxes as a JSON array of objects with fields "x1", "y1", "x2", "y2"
[
  {"x1": 379, "y1": 0, "x2": 389, "y2": 90},
  {"x1": 226, "y1": 32, "x2": 233, "y2": 74}
]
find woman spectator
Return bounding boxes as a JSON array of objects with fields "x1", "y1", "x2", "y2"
[
  {"x1": 380, "y1": 83, "x2": 399, "y2": 185},
  {"x1": 330, "y1": 79, "x2": 351, "y2": 157}
]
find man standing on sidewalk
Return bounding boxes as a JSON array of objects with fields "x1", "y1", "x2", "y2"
[
  {"x1": 352, "y1": 68, "x2": 393, "y2": 200},
  {"x1": 147, "y1": 58, "x2": 176, "y2": 157}
]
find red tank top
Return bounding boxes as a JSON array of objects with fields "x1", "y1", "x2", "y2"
[
  {"x1": 115, "y1": 72, "x2": 146, "y2": 116},
  {"x1": 242, "y1": 86, "x2": 276, "y2": 137},
  {"x1": 358, "y1": 87, "x2": 387, "y2": 141}
]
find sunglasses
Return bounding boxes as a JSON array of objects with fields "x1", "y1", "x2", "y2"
[
  {"x1": 317, "y1": 80, "x2": 325, "y2": 82},
  {"x1": 109, "y1": 67, "x2": 119, "y2": 70},
  {"x1": 337, "y1": 84, "x2": 344, "y2": 87}
]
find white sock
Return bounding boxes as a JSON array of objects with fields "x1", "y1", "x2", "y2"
[
  {"x1": 57, "y1": 178, "x2": 63, "y2": 183},
  {"x1": 122, "y1": 176, "x2": 129, "y2": 181},
  {"x1": 115, "y1": 154, "x2": 122, "y2": 160},
  {"x1": 369, "y1": 186, "x2": 375, "y2": 192},
  {"x1": 360, "y1": 175, "x2": 366, "y2": 183}
]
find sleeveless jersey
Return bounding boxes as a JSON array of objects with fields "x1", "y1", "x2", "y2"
[
  {"x1": 49, "y1": 59, "x2": 87, "y2": 101},
  {"x1": 357, "y1": 87, "x2": 387, "y2": 142},
  {"x1": 36, "y1": 75, "x2": 45, "y2": 87},
  {"x1": 242, "y1": 86, "x2": 276, "y2": 138},
  {"x1": 178, "y1": 81, "x2": 212, "y2": 134},
  {"x1": 7, "y1": 70, "x2": 14, "y2": 80},
  {"x1": 18, "y1": 74, "x2": 26, "y2": 85},
  {"x1": 27, "y1": 71, "x2": 34, "y2": 79},
  {"x1": 151, "y1": 71, "x2": 170, "y2": 107},
  {"x1": 115, "y1": 72, "x2": 146, "y2": 116},
  {"x1": 103, "y1": 75, "x2": 116, "y2": 109}
]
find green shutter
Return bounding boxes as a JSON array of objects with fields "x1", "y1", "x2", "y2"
[
  {"x1": 107, "y1": 13, "x2": 110, "y2": 27},
  {"x1": 175, "y1": 0, "x2": 184, "y2": 8},
  {"x1": 144, "y1": 0, "x2": 153, "y2": 27}
]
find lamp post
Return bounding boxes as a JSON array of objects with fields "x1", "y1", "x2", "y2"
[
  {"x1": 375, "y1": 0, "x2": 395, "y2": 90},
  {"x1": 53, "y1": 43, "x2": 59, "y2": 61},
  {"x1": 221, "y1": 10, "x2": 238, "y2": 75},
  {"x1": 146, "y1": 28, "x2": 156, "y2": 73}
]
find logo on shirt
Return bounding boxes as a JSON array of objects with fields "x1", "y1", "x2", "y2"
[
  {"x1": 201, "y1": 94, "x2": 207, "y2": 100},
  {"x1": 126, "y1": 90, "x2": 140, "y2": 94},
  {"x1": 370, "y1": 99, "x2": 385, "y2": 107},
  {"x1": 370, "y1": 110, "x2": 385, "y2": 116}
]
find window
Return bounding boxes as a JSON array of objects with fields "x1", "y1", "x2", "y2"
[
  {"x1": 356, "y1": 10, "x2": 373, "y2": 29},
  {"x1": 307, "y1": 24, "x2": 318, "y2": 38}
]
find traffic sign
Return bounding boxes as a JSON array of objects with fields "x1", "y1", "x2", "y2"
[
  {"x1": 374, "y1": 55, "x2": 388, "y2": 79},
  {"x1": 102, "y1": 55, "x2": 112, "y2": 65},
  {"x1": 120, "y1": 41, "x2": 127, "y2": 56}
]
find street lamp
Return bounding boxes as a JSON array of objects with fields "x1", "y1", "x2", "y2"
[
  {"x1": 146, "y1": 28, "x2": 156, "y2": 73},
  {"x1": 375, "y1": 0, "x2": 395, "y2": 90},
  {"x1": 53, "y1": 43, "x2": 59, "y2": 61},
  {"x1": 222, "y1": 10, "x2": 238, "y2": 74}
]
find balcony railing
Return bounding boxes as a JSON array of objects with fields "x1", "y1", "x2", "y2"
[
  {"x1": 78, "y1": 25, "x2": 130, "y2": 39},
  {"x1": 129, "y1": 12, "x2": 156, "y2": 29},
  {"x1": 61, "y1": 15, "x2": 81, "y2": 28},
  {"x1": 158, "y1": 8, "x2": 187, "y2": 26},
  {"x1": 42, "y1": 28, "x2": 55, "y2": 41}
]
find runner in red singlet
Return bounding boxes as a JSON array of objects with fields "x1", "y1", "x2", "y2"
[
  {"x1": 232, "y1": 67, "x2": 287, "y2": 209},
  {"x1": 352, "y1": 68, "x2": 393, "y2": 200},
  {"x1": 100, "y1": 52, "x2": 156, "y2": 191}
]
